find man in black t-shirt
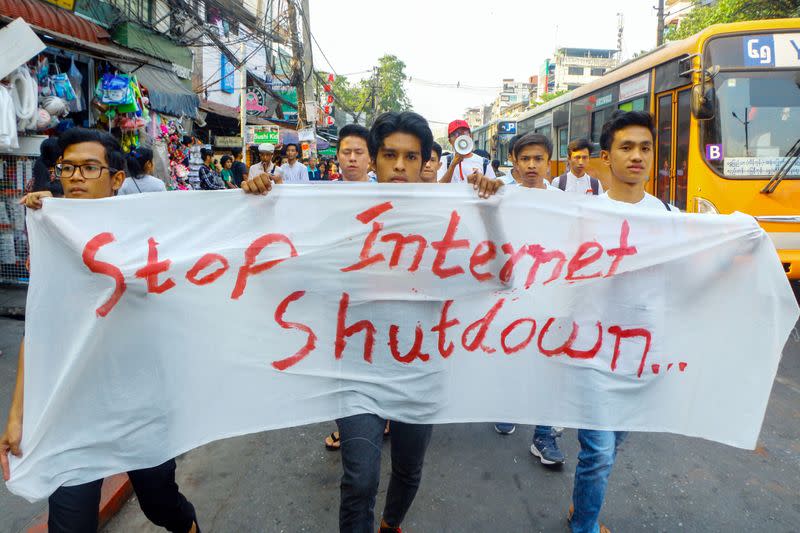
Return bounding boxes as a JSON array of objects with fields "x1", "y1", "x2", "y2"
[{"x1": 230, "y1": 147, "x2": 248, "y2": 187}]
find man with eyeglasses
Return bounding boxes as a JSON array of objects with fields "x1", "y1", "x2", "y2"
[{"x1": 2, "y1": 128, "x2": 201, "y2": 533}]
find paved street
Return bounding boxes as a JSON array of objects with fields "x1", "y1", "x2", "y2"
[{"x1": 100, "y1": 317, "x2": 800, "y2": 532}]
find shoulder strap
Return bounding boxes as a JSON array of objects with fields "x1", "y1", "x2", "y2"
[
  {"x1": 557, "y1": 173, "x2": 567, "y2": 191},
  {"x1": 660, "y1": 198, "x2": 672, "y2": 211},
  {"x1": 590, "y1": 177, "x2": 599, "y2": 195},
  {"x1": 446, "y1": 154, "x2": 452, "y2": 168},
  {"x1": 482, "y1": 158, "x2": 489, "y2": 175}
]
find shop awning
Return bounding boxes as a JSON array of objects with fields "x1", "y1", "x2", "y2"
[
  {"x1": 0, "y1": 0, "x2": 109, "y2": 44},
  {"x1": 112, "y1": 22, "x2": 192, "y2": 72},
  {"x1": 117, "y1": 63, "x2": 199, "y2": 119}
]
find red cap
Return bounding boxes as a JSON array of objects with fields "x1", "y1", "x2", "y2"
[{"x1": 448, "y1": 119, "x2": 471, "y2": 136}]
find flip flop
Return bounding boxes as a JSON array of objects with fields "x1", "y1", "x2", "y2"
[{"x1": 324, "y1": 431, "x2": 341, "y2": 451}]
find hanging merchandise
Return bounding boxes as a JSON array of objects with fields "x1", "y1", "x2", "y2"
[
  {"x1": 97, "y1": 73, "x2": 131, "y2": 105},
  {"x1": 9, "y1": 67, "x2": 38, "y2": 131},
  {"x1": 36, "y1": 56, "x2": 49, "y2": 87},
  {"x1": 50, "y1": 73, "x2": 76, "y2": 102},
  {"x1": 35, "y1": 108, "x2": 55, "y2": 131},
  {"x1": 0, "y1": 85, "x2": 19, "y2": 150},
  {"x1": 41, "y1": 95, "x2": 70, "y2": 118},
  {"x1": 67, "y1": 57, "x2": 84, "y2": 112}
]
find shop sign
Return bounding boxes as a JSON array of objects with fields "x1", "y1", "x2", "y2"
[
  {"x1": 214, "y1": 136, "x2": 243, "y2": 148},
  {"x1": 245, "y1": 87, "x2": 268, "y2": 117},
  {"x1": 247, "y1": 125, "x2": 279, "y2": 145},
  {"x1": 43, "y1": 0, "x2": 75, "y2": 10}
]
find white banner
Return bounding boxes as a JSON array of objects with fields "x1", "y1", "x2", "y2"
[{"x1": 7, "y1": 185, "x2": 799, "y2": 501}]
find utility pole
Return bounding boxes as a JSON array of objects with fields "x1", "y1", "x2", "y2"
[
  {"x1": 288, "y1": 0, "x2": 315, "y2": 130},
  {"x1": 369, "y1": 65, "x2": 379, "y2": 126},
  {"x1": 656, "y1": 0, "x2": 665, "y2": 47},
  {"x1": 239, "y1": 41, "x2": 247, "y2": 160}
]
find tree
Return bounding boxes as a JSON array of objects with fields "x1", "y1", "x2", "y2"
[
  {"x1": 530, "y1": 89, "x2": 569, "y2": 109},
  {"x1": 665, "y1": 0, "x2": 800, "y2": 41}
]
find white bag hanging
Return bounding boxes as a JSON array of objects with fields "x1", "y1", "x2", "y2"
[
  {"x1": 0, "y1": 85, "x2": 19, "y2": 150},
  {"x1": 9, "y1": 67, "x2": 38, "y2": 131}
]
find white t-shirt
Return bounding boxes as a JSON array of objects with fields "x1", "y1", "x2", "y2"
[
  {"x1": 437, "y1": 153, "x2": 496, "y2": 183},
  {"x1": 248, "y1": 161, "x2": 276, "y2": 180},
  {"x1": 118, "y1": 175, "x2": 167, "y2": 195},
  {"x1": 598, "y1": 191, "x2": 677, "y2": 211},
  {"x1": 276, "y1": 161, "x2": 310, "y2": 183},
  {"x1": 551, "y1": 171, "x2": 604, "y2": 195},
  {"x1": 506, "y1": 178, "x2": 561, "y2": 190}
]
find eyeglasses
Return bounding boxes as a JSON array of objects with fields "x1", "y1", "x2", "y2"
[{"x1": 56, "y1": 163, "x2": 117, "y2": 180}]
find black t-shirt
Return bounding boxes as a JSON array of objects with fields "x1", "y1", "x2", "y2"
[{"x1": 231, "y1": 161, "x2": 248, "y2": 186}]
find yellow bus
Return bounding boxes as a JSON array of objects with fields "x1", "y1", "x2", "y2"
[{"x1": 515, "y1": 18, "x2": 800, "y2": 280}]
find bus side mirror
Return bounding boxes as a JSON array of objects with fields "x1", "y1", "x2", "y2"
[
  {"x1": 691, "y1": 65, "x2": 719, "y2": 120},
  {"x1": 691, "y1": 83, "x2": 715, "y2": 120}
]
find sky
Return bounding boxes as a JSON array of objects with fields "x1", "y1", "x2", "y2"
[{"x1": 308, "y1": 0, "x2": 660, "y2": 135}]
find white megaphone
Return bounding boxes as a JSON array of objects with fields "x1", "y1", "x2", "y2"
[{"x1": 453, "y1": 134, "x2": 474, "y2": 156}]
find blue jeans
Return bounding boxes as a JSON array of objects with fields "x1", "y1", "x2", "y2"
[
  {"x1": 336, "y1": 414, "x2": 432, "y2": 533},
  {"x1": 571, "y1": 430, "x2": 628, "y2": 533}
]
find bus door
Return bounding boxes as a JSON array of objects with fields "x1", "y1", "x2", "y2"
[{"x1": 655, "y1": 87, "x2": 691, "y2": 210}]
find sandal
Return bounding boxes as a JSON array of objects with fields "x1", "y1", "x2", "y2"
[{"x1": 324, "y1": 431, "x2": 341, "y2": 451}]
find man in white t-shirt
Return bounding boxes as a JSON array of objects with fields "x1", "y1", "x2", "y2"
[
  {"x1": 492, "y1": 132, "x2": 566, "y2": 466},
  {"x1": 568, "y1": 110, "x2": 676, "y2": 533},
  {"x1": 551, "y1": 138, "x2": 604, "y2": 195},
  {"x1": 438, "y1": 119, "x2": 496, "y2": 183},
  {"x1": 248, "y1": 143, "x2": 277, "y2": 180},
  {"x1": 275, "y1": 143, "x2": 309, "y2": 183}
]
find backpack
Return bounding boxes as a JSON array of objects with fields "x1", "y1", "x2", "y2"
[
  {"x1": 446, "y1": 154, "x2": 489, "y2": 176},
  {"x1": 556, "y1": 172, "x2": 600, "y2": 195}
]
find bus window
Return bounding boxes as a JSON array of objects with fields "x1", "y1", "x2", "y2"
[
  {"x1": 591, "y1": 107, "x2": 615, "y2": 153},
  {"x1": 702, "y1": 71, "x2": 800, "y2": 178},
  {"x1": 674, "y1": 89, "x2": 691, "y2": 210},
  {"x1": 558, "y1": 127, "x2": 568, "y2": 159},
  {"x1": 619, "y1": 97, "x2": 647, "y2": 112},
  {"x1": 656, "y1": 94, "x2": 673, "y2": 204}
]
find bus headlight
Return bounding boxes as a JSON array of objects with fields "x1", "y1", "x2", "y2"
[{"x1": 695, "y1": 197, "x2": 719, "y2": 214}]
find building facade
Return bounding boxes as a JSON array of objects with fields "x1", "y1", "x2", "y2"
[{"x1": 539, "y1": 47, "x2": 619, "y2": 94}]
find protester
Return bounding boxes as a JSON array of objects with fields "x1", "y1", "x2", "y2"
[
  {"x1": 420, "y1": 142, "x2": 443, "y2": 183},
  {"x1": 336, "y1": 124, "x2": 373, "y2": 182},
  {"x1": 490, "y1": 132, "x2": 566, "y2": 466},
  {"x1": 219, "y1": 155, "x2": 238, "y2": 189},
  {"x1": 230, "y1": 147, "x2": 248, "y2": 187},
  {"x1": 566, "y1": 111, "x2": 676, "y2": 533},
  {"x1": 2, "y1": 128, "x2": 200, "y2": 533},
  {"x1": 307, "y1": 156, "x2": 322, "y2": 180},
  {"x1": 248, "y1": 143, "x2": 277, "y2": 180},
  {"x1": 198, "y1": 148, "x2": 225, "y2": 190},
  {"x1": 491, "y1": 159, "x2": 505, "y2": 178},
  {"x1": 438, "y1": 119, "x2": 496, "y2": 183},
  {"x1": 119, "y1": 147, "x2": 167, "y2": 195},
  {"x1": 30, "y1": 137, "x2": 63, "y2": 196},
  {"x1": 319, "y1": 160, "x2": 332, "y2": 180},
  {"x1": 551, "y1": 139, "x2": 603, "y2": 195},
  {"x1": 275, "y1": 143, "x2": 309, "y2": 183},
  {"x1": 243, "y1": 111, "x2": 502, "y2": 533}
]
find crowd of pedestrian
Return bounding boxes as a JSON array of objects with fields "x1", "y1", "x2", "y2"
[{"x1": 4, "y1": 108, "x2": 674, "y2": 533}]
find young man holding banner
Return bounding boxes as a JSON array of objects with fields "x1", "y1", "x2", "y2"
[
  {"x1": 1, "y1": 128, "x2": 200, "y2": 533},
  {"x1": 567, "y1": 111, "x2": 675, "y2": 533},
  {"x1": 244, "y1": 111, "x2": 503, "y2": 533}
]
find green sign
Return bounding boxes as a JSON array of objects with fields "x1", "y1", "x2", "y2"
[
  {"x1": 249, "y1": 126, "x2": 279, "y2": 145},
  {"x1": 318, "y1": 147, "x2": 337, "y2": 157}
]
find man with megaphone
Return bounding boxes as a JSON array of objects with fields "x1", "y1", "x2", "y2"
[{"x1": 438, "y1": 120, "x2": 496, "y2": 184}]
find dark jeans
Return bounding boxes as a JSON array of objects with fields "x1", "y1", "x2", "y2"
[
  {"x1": 48, "y1": 458, "x2": 196, "y2": 533},
  {"x1": 336, "y1": 414, "x2": 433, "y2": 532}
]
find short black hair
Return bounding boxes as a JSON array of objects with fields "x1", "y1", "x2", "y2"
[
  {"x1": 126, "y1": 146, "x2": 154, "y2": 178},
  {"x1": 220, "y1": 155, "x2": 232, "y2": 167},
  {"x1": 200, "y1": 148, "x2": 213, "y2": 161},
  {"x1": 337, "y1": 124, "x2": 370, "y2": 153},
  {"x1": 231, "y1": 147, "x2": 242, "y2": 157},
  {"x1": 512, "y1": 132, "x2": 553, "y2": 160},
  {"x1": 368, "y1": 111, "x2": 433, "y2": 162},
  {"x1": 491, "y1": 159, "x2": 500, "y2": 169},
  {"x1": 567, "y1": 138, "x2": 592, "y2": 156},
  {"x1": 182, "y1": 135, "x2": 193, "y2": 146},
  {"x1": 431, "y1": 142, "x2": 442, "y2": 160},
  {"x1": 284, "y1": 143, "x2": 300, "y2": 154},
  {"x1": 600, "y1": 110, "x2": 655, "y2": 152},
  {"x1": 58, "y1": 127, "x2": 125, "y2": 173}
]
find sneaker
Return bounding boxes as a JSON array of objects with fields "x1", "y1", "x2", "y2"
[
  {"x1": 530, "y1": 433, "x2": 565, "y2": 465},
  {"x1": 379, "y1": 526, "x2": 401, "y2": 533},
  {"x1": 494, "y1": 423, "x2": 516, "y2": 435}
]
